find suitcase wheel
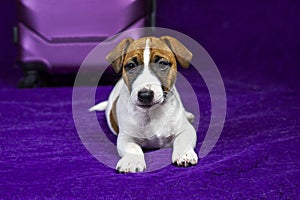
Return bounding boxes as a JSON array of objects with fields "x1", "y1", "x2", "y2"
[{"x1": 18, "y1": 70, "x2": 47, "y2": 88}]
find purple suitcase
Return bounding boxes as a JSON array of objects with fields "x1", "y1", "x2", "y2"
[{"x1": 16, "y1": 0, "x2": 156, "y2": 87}]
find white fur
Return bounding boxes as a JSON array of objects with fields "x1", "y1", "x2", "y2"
[
  {"x1": 101, "y1": 79, "x2": 198, "y2": 172},
  {"x1": 143, "y1": 39, "x2": 150, "y2": 66},
  {"x1": 90, "y1": 39, "x2": 198, "y2": 173}
]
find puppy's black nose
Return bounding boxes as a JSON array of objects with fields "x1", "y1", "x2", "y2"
[{"x1": 138, "y1": 89, "x2": 154, "y2": 104}]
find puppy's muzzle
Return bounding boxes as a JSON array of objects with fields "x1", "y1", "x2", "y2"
[{"x1": 138, "y1": 89, "x2": 154, "y2": 104}]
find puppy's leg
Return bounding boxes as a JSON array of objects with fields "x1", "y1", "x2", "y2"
[
  {"x1": 116, "y1": 134, "x2": 146, "y2": 173},
  {"x1": 172, "y1": 123, "x2": 198, "y2": 167}
]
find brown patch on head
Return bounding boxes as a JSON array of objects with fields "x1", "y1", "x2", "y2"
[
  {"x1": 119, "y1": 38, "x2": 149, "y2": 91},
  {"x1": 156, "y1": 36, "x2": 193, "y2": 93},
  {"x1": 148, "y1": 48, "x2": 178, "y2": 93},
  {"x1": 160, "y1": 36, "x2": 193, "y2": 69},
  {"x1": 121, "y1": 67, "x2": 129, "y2": 88},
  {"x1": 165, "y1": 63, "x2": 177, "y2": 93},
  {"x1": 106, "y1": 38, "x2": 134, "y2": 73},
  {"x1": 121, "y1": 50, "x2": 144, "y2": 91},
  {"x1": 106, "y1": 36, "x2": 192, "y2": 93}
]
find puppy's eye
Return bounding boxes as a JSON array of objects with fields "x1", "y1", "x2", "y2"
[
  {"x1": 158, "y1": 60, "x2": 169, "y2": 66},
  {"x1": 158, "y1": 60, "x2": 171, "y2": 71},
  {"x1": 124, "y1": 62, "x2": 137, "y2": 71}
]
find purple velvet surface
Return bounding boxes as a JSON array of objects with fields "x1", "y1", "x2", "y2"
[
  {"x1": 1, "y1": 82, "x2": 299, "y2": 199},
  {"x1": 1, "y1": 0, "x2": 300, "y2": 199}
]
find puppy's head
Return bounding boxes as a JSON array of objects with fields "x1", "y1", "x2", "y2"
[{"x1": 106, "y1": 36, "x2": 192, "y2": 109}]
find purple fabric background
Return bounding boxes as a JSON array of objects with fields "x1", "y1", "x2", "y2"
[{"x1": 1, "y1": 0, "x2": 299, "y2": 199}]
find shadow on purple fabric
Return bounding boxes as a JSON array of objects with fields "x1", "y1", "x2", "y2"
[{"x1": 1, "y1": 0, "x2": 300, "y2": 199}]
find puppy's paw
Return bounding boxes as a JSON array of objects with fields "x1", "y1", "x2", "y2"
[
  {"x1": 172, "y1": 149, "x2": 198, "y2": 167},
  {"x1": 116, "y1": 154, "x2": 146, "y2": 173},
  {"x1": 185, "y1": 111, "x2": 195, "y2": 123}
]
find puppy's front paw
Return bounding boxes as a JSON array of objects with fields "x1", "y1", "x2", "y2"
[
  {"x1": 172, "y1": 149, "x2": 198, "y2": 167},
  {"x1": 116, "y1": 154, "x2": 146, "y2": 173}
]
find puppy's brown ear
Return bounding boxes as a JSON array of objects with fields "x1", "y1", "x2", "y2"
[
  {"x1": 106, "y1": 38, "x2": 134, "y2": 73},
  {"x1": 160, "y1": 36, "x2": 192, "y2": 68}
]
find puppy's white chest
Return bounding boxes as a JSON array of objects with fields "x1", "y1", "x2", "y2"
[
  {"x1": 137, "y1": 125, "x2": 176, "y2": 148},
  {"x1": 130, "y1": 107, "x2": 182, "y2": 148}
]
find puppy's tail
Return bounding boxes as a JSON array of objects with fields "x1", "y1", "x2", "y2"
[{"x1": 89, "y1": 101, "x2": 108, "y2": 112}]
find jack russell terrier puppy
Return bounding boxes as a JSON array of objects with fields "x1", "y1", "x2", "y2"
[{"x1": 90, "y1": 36, "x2": 198, "y2": 173}]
